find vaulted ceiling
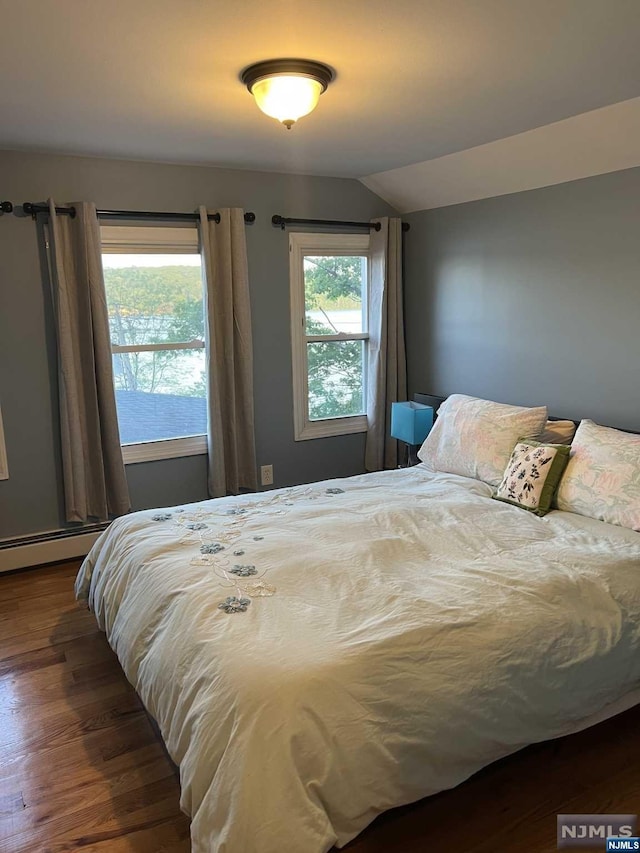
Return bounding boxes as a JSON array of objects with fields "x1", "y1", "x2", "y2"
[{"x1": 1, "y1": 0, "x2": 639, "y2": 207}]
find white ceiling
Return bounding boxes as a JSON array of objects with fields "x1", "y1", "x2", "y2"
[
  {"x1": 363, "y1": 96, "x2": 640, "y2": 212},
  {"x1": 0, "y1": 0, "x2": 639, "y2": 188}
]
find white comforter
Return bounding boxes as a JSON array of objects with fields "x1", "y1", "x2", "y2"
[{"x1": 75, "y1": 467, "x2": 640, "y2": 853}]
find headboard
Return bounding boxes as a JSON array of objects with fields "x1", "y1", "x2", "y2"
[
  {"x1": 413, "y1": 393, "x2": 640, "y2": 435},
  {"x1": 413, "y1": 393, "x2": 446, "y2": 412}
]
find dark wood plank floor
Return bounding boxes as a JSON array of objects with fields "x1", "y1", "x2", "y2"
[{"x1": 1, "y1": 561, "x2": 638, "y2": 852}]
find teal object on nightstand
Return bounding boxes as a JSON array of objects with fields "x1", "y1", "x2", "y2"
[{"x1": 391, "y1": 401, "x2": 434, "y2": 447}]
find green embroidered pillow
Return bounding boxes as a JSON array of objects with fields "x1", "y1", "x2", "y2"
[{"x1": 493, "y1": 438, "x2": 571, "y2": 516}]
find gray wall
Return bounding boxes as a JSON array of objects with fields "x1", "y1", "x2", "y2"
[
  {"x1": 404, "y1": 166, "x2": 640, "y2": 431},
  {"x1": 0, "y1": 150, "x2": 394, "y2": 539}
]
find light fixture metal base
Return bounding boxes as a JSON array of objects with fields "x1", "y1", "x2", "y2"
[{"x1": 240, "y1": 58, "x2": 334, "y2": 93}]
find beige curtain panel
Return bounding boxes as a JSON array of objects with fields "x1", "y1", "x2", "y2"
[
  {"x1": 47, "y1": 199, "x2": 130, "y2": 523},
  {"x1": 199, "y1": 207, "x2": 257, "y2": 497},
  {"x1": 365, "y1": 216, "x2": 408, "y2": 472}
]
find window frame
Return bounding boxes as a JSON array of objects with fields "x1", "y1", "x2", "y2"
[
  {"x1": 101, "y1": 225, "x2": 208, "y2": 464},
  {"x1": 289, "y1": 231, "x2": 370, "y2": 441}
]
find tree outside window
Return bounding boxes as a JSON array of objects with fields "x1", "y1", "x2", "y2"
[
  {"x1": 101, "y1": 234, "x2": 207, "y2": 452},
  {"x1": 290, "y1": 232, "x2": 370, "y2": 441}
]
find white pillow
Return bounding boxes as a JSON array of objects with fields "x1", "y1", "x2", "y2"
[
  {"x1": 556, "y1": 419, "x2": 640, "y2": 531},
  {"x1": 417, "y1": 394, "x2": 548, "y2": 486},
  {"x1": 541, "y1": 419, "x2": 576, "y2": 444}
]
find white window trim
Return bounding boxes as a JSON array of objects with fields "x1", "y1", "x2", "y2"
[
  {"x1": 102, "y1": 224, "x2": 207, "y2": 463},
  {"x1": 112, "y1": 340, "x2": 205, "y2": 354},
  {"x1": 101, "y1": 225, "x2": 199, "y2": 254},
  {"x1": 122, "y1": 434, "x2": 208, "y2": 464},
  {"x1": 289, "y1": 232, "x2": 370, "y2": 441}
]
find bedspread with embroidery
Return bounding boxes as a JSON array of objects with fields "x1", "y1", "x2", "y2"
[{"x1": 75, "y1": 467, "x2": 640, "y2": 853}]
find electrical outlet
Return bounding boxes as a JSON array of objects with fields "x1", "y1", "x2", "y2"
[{"x1": 260, "y1": 464, "x2": 274, "y2": 486}]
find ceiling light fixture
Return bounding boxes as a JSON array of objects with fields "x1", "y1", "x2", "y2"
[{"x1": 241, "y1": 59, "x2": 334, "y2": 130}]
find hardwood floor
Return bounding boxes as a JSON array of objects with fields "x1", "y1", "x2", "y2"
[
  {"x1": 0, "y1": 561, "x2": 190, "y2": 853},
  {"x1": 1, "y1": 561, "x2": 638, "y2": 852}
]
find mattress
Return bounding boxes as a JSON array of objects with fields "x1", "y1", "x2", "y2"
[{"x1": 75, "y1": 465, "x2": 640, "y2": 853}]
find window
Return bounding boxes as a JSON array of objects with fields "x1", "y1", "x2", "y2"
[
  {"x1": 289, "y1": 232, "x2": 370, "y2": 440},
  {"x1": 101, "y1": 226, "x2": 207, "y2": 463}
]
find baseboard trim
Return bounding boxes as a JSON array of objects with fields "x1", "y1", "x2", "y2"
[{"x1": 0, "y1": 526, "x2": 107, "y2": 573}]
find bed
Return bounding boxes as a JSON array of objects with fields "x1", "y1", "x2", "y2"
[{"x1": 75, "y1": 463, "x2": 640, "y2": 853}]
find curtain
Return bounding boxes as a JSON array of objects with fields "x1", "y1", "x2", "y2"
[
  {"x1": 47, "y1": 199, "x2": 130, "y2": 522},
  {"x1": 199, "y1": 207, "x2": 257, "y2": 497},
  {"x1": 364, "y1": 216, "x2": 407, "y2": 471}
]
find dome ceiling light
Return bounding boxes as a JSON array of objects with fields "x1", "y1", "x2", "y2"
[{"x1": 241, "y1": 59, "x2": 334, "y2": 130}]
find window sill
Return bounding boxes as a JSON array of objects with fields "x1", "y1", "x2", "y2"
[
  {"x1": 294, "y1": 415, "x2": 368, "y2": 441},
  {"x1": 122, "y1": 435, "x2": 207, "y2": 464}
]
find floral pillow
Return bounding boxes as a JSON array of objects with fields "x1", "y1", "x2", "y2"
[
  {"x1": 493, "y1": 439, "x2": 571, "y2": 516},
  {"x1": 417, "y1": 394, "x2": 548, "y2": 486},
  {"x1": 556, "y1": 419, "x2": 640, "y2": 531}
]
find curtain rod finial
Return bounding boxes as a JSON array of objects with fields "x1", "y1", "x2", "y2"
[{"x1": 0, "y1": 201, "x2": 12, "y2": 214}]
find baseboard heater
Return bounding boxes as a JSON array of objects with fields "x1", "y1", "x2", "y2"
[{"x1": 0, "y1": 523, "x2": 109, "y2": 574}]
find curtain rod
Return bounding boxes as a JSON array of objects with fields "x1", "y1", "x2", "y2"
[
  {"x1": 0, "y1": 201, "x2": 13, "y2": 213},
  {"x1": 271, "y1": 214, "x2": 410, "y2": 232},
  {"x1": 19, "y1": 203, "x2": 256, "y2": 224}
]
